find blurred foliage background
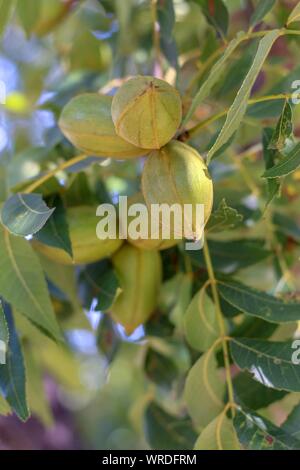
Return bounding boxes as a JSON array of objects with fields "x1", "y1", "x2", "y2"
[{"x1": 1, "y1": 0, "x2": 300, "y2": 450}]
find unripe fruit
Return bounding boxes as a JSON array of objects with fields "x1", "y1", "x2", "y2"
[
  {"x1": 124, "y1": 192, "x2": 179, "y2": 251},
  {"x1": 111, "y1": 76, "x2": 182, "y2": 149},
  {"x1": 141, "y1": 140, "x2": 213, "y2": 240},
  {"x1": 111, "y1": 244, "x2": 162, "y2": 334},
  {"x1": 33, "y1": 206, "x2": 123, "y2": 265},
  {"x1": 59, "y1": 94, "x2": 146, "y2": 158}
]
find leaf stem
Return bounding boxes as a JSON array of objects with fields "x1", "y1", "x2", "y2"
[
  {"x1": 181, "y1": 24, "x2": 300, "y2": 137},
  {"x1": 185, "y1": 93, "x2": 300, "y2": 140},
  {"x1": 23, "y1": 154, "x2": 89, "y2": 194},
  {"x1": 203, "y1": 238, "x2": 235, "y2": 416},
  {"x1": 184, "y1": 27, "x2": 289, "y2": 98},
  {"x1": 182, "y1": 26, "x2": 300, "y2": 70},
  {"x1": 216, "y1": 402, "x2": 238, "y2": 450}
]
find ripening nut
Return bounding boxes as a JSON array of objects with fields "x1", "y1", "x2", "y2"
[
  {"x1": 111, "y1": 76, "x2": 182, "y2": 149},
  {"x1": 59, "y1": 94, "x2": 146, "y2": 158},
  {"x1": 33, "y1": 206, "x2": 123, "y2": 265},
  {"x1": 141, "y1": 140, "x2": 213, "y2": 240},
  {"x1": 111, "y1": 244, "x2": 162, "y2": 334},
  {"x1": 123, "y1": 192, "x2": 179, "y2": 251}
]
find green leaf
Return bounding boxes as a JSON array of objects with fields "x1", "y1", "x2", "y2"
[
  {"x1": 196, "y1": 0, "x2": 229, "y2": 37},
  {"x1": 17, "y1": 0, "x2": 41, "y2": 35},
  {"x1": 37, "y1": 253, "x2": 89, "y2": 330},
  {"x1": 250, "y1": 0, "x2": 276, "y2": 27},
  {"x1": 79, "y1": 260, "x2": 120, "y2": 312},
  {"x1": 38, "y1": 254, "x2": 79, "y2": 307},
  {"x1": 157, "y1": 0, "x2": 175, "y2": 35},
  {"x1": 34, "y1": 195, "x2": 72, "y2": 257},
  {"x1": 144, "y1": 402, "x2": 197, "y2": 450},
  {"x1": 0, "y1": 304, "x2": 30, "y2": 421},
  {"x1": 218, "y1": 279, "x2": 300, "y2": 323},
  {"x1": 184, "y1": 285, "x2": 219, "y2": 352},
  {"x1": 219, "y1": 296, "x2": 241, "y2": 318},
  {"x1": 287, "y1": 3, "x2": 300, "y2": 25},
  {"x1": 268, "y1": 101, "x2": 293, "y2": 150},
  {"x1": 189, "y1": 239, "x2": 271, "y2": 273},
  {"x1": 262, "y1": 142, "x2": 300, "y2": 178},
  {"x1": 205, "y1": 131, "x2": 237, "y2": 160},
  {"x1": 0, "y1": 225, "x2": 62, "y2": 341},
  {"x1": 216, "y1": 44, "x2": 257, "y2": 97},
  {"x1": 262, "y1": 128, "x2": 281, "y2": 207},
  {"x1": 201, "y1": 26, "x2": 219, "y2": 62},
  {"x1": 65, "y1": 172, "x2": 97, "y2": 207},
  {"x1": 233, "y1": 372, "x2": 287, "y2": 410},
  {"x1": 1, "y1": 193, "x2": 55, "y2": 237},
  {"x1": 230, "y1": 338, "x2": 300, "y2": 392},
  {"x1": 94, "y1": 177, "x2": 112, "y2": 205},
  {"x1": 208, "y1": 29, "x2": 281, "y2": 161},
  {"x1": 160, "y1": 30, "x2": 178, "y2": 70},
  {"x1": 231, "y1": 316, "x2": 277, "y2": 340},
  {"x1": 206, "y1": 199, "x2": 243, "y2": 232},
  {"x1": 184, "y1": 347, "x2": 225, "y2": 428},
  {"x1": 157, "y1": 0, "x2": 178, "y2": 69},
  {"x1": 0, "y1": 0, "x2": 16, "y2": 36},
  {"x1": 194, "y1": 413, "x2": 240, "y2": 450},
  {"x1": 234, "y1": 408, "x2": 300, "y2": 449},
  {"x1": 281, "y1": 404, "x2": 300, "y2": 441},
  {"x1": 183, "y1": 32, "x2": 244, "y2": 125}
]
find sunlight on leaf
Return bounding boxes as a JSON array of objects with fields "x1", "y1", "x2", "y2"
[
  {"x1": 231, "y1": 338, "x2": 300, "y2": 392},
  {"x1": 1, "y1": 193, "x2": 55, "y2": 237}
]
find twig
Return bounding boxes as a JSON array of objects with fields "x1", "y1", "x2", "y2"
[
  {"x1": 23, "y1": 154, "x2": 89, "y2": 194},
  {"x1": 180, "y1": 25, "x2": 300, "y2": 135},
  {"x1": 203, "y1": 238, "x2": 235, "y2": 417},
  {"x1": 182, "y1": 93, "x2": 300, "y2": 141}
]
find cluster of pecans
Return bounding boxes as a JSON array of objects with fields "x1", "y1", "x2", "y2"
[{"x1": 35, "y1": 76, "x2": 214, "y2": 333}]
